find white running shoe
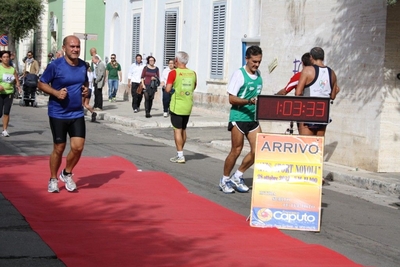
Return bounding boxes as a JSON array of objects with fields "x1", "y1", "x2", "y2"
[
  {"x1": 163, "y1": 112, "x2": 168, "y2": 117},
  {"x1": 170, "y1": 155, "x2": 186, "y2": 163},
  {"x1": 48, "y1": 178, "x2": 59, "y2": 193},
  {"x1": 230, "y1": 175, "x2": 249, "y2": 192},
  {"x1": 219, "y1": 178, "x2": 235, "y2": 194},
  {"x1": 59, "y1": 170, "x2": 77, "y2": 191},
  {"x1": 2, "y1": 130, "x2": 10, "y2": 137}
]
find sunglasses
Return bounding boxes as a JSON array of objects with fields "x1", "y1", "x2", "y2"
[{"x1": 111, "y1": 57, "x2": 115, "y2": 59}]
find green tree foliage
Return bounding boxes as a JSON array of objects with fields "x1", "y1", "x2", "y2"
[
  {"x1": 0, "y1": 0, "x2": 44, "y2": 51},
  {"x1": 387, "y1": 0, "x2": 398, "y2": 5}
]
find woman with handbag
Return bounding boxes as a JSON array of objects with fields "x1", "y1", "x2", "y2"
[{"x1": 141, "y1": 56, "x2": 160, "y2": 118}]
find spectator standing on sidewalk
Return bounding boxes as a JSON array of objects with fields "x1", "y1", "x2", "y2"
[
  {"x1": 48, "y1": 53, "x2": 55, "y2": 64},
  {"x1": 23, "y1": 51, "x2": 40, "y2": 75},
  {"x1": 160, "y1": 59, "x2": 175, "y2": 117},
  {"x1": 141, "y1": 56, "x2": 160, "y2": 118},
  {"x1": 127, "y1": 54, "x2": 145, "y2": 113},
  {"x1": 92, "y1": 55, "x2": 106, "y2": 111},
  {"x1": 106, "y1": 53, "x2": 122, "y2": 102},
  {"x1": 219, "y1": 46, "x2": 263, "y2": 194},
  {"x1": 89, "y1": 48, "x2": 100, "y2": 67},
  {"x1": 9, "y1": 51, "x2": 16, "y2": 69},
  {"x1": 38, "y1": 35, "x2": 89, "y2": 193},
  {"x1": 55, "y1": 49, "x2": 64, "y2": 59},
  {"x1": 83, "y1": 62, "x2": 97, "y2": 122},
  {"x1": 165, "y1": 51, "x2": 197, "y2": 163}
]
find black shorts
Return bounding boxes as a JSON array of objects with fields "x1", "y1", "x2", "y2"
[
  {"x1": 0, "y1": 94, "x2": 13, "y2": 117},
  {"x1": 304, "y1": 123, "x2": 328, "y2": 130},
  {"x1": 49, "y1": 116, "x2": 86, "y2": 144},
  {"x1": 170, "y1": 112, "x2": 190, "y2": 130},
  {"x1": 228, "y1": 121, "x2": 260, "y2": 135}
]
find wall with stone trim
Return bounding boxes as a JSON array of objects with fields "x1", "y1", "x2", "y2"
[
  {"x1": 378, "y1": 3, "x2": 400, "y2": 171},
  {"x1": 260, "y1": 0, "x2": 400, "y2": 172}
]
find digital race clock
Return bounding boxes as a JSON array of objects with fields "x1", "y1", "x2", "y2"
[{"x1": 256, "y1": 95, "x2": 331, "y2": 123}]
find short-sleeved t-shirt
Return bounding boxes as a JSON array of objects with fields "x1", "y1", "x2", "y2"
[
  {"x1": 40, "y1": 57, "x2": 88, "y2": 119},
  {"x1": 106, "y1": 63, "x2": 121, "y2": 80}
]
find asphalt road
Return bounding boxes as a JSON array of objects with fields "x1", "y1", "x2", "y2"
[{"x1": 0, "y1": 102, "x2": 399, "y2": 267}]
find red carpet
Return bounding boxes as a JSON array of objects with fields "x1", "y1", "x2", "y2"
[{"x1": 0, "y1": 156, "x2": 363, "y2": 267}]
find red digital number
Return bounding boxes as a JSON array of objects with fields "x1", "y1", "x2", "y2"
[
  {"x1": 276, "y1": 101, "x2": 280, "y2": 114},
  {"x1": 293, "y1": 101, "x2": 302, "y2": 116},
  {"x1": 283, "y1": 101, "x2": 292, "y2": 116},
  {"x1": 315, "y1": 101, "x2": 325, "y2": 117},
  {"x1": 305, "y1": 101, "x2": 315, "y2": 117}
]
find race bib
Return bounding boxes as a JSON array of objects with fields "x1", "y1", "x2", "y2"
[{"x1": 2, "y1": 73, "x2": 14, "y2": 83}]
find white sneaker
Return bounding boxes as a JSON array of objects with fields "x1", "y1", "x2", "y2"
[
  {"x1": 219, "y1": 178, "x2": 235, "y2": 194},
  {"x1": 1, "y1": 130, "x2": 9, "y2": 137},
  {"x1": 163, "y1": 112, "x2": 168, "y2": 117},
  {"x1": 170, "y1": 155, "x2": 185, "y2": 163},
  {"x1": 230, "y1": 175, "x2": 250, "y2": 192},
  {"x1": 59, "y1": 170, "x2": 77, "y2": 191},
  {"x1": 48, "y1": 178, "x2": 59, "y2": 193}
]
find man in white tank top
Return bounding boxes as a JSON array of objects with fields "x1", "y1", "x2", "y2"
[{"x1": 295, "y1": 47, "x2": 339, "y2": 136}]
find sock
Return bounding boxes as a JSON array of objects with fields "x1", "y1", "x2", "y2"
[
  {"x1": 234, "y1": 170, "x2": 243, "y2": 179},
  {"x1": 222, "y1": 175, "x2": 230, "y2": 182},
  {"x1": 177, "y1": 151, "x2": 183, "y2": 157},
  {"x1": 63, "y1": 169, "x2": 71, "y2": 175}
]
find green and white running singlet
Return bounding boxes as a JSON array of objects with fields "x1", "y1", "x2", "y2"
[
  {"x1": 228, "y1": 67, "x2": 262, "y2": 122},
  {"x1": 169, "y1": 68, "x2": 197, "y2": 115}
]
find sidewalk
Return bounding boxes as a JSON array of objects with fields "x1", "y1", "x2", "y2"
[{"x1": 35, "y1": 93, "x2": 400, "y2": 199}]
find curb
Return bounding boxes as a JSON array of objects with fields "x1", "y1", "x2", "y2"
[{"x1": 210, "y1": 140, "x2": 400, "y2": 198}]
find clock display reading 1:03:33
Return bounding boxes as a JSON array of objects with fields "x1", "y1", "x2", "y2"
[{"x1": 256, "y1": 95, "x2": 331, "y2": 123}]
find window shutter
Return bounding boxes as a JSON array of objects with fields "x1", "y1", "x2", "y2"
[
  {"x1": 163, "y1": 10, "x2": 178, "y2": 67},
  {"x1": 210, "y1": 2, "x2": 226, "y2": 79},
  {"x1": 132, "y1": 14, "x2": 141, "y2": 63}
]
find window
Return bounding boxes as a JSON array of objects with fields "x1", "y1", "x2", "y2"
[
  {"x1": 210, "y1": 2, "x2": 226, "y2": 79},
  {"x1": 132, "y1": 14, "x2": 141, "y2": 63},
  {"x1": 163, "y1": 10, "x2": 178, "y2": 67}
]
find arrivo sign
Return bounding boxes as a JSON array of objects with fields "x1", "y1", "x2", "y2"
[
  {"x1": 0, "y1": 34, "x2": 8, "y2": 46},
  {"x1": 256, "y1": 95, "x2": 330, "y2": 123}
]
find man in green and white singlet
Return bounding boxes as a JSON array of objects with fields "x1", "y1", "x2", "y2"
[{"x1": 219, "y1": 46, "x2": 263, "y2": 194}]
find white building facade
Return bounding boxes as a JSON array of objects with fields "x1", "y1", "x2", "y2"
[
  {"x1": 104, "y1": 0, "x2": 400, "y2": 173},
  {"x1": 104, "y1": 0, "x2": 261, "y2": 109}
]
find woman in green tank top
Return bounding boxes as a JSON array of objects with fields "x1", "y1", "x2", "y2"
[{"x1": 0, "y1": 51, "x2": 20, "y2": 137}]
